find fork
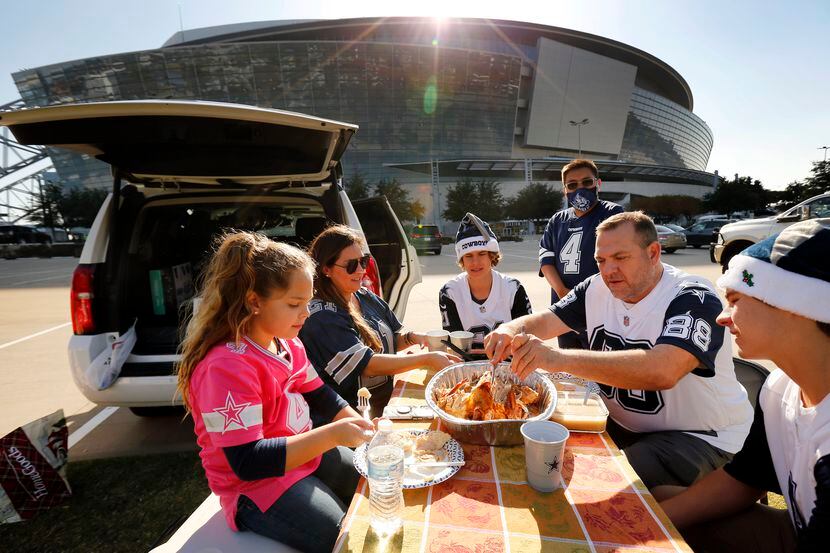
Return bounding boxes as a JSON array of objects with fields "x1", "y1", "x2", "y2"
[
  {"x1": 357, "y1": 394, "x2": 370, "y2": 422},
  {"x1": 357, "y1": 394, "x2": 375, "y2": 439}
]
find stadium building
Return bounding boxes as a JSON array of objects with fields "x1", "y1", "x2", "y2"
[{"x1": 12, "y1": 17, "x2": 718, "y2": 225}]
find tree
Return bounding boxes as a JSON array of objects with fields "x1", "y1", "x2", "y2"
[
  {"x1": 505, "y1": 182, "x2": 560, "y2": 220},
  {"x1": 29, "y1": 182, "x2": 107, "y2": 228},
  {"x1": 442, "y1": 179, "x2": 477, "y2": 222},
  {"x1": 630, "y1": 195, "x2": 703, "y2": 221},
  {"x1": 29, "y1": 182, "x2": 63, "y2": 227},
  {"x1": 443, "y1": 178, "x2": 505, "y2": 222},
  {"x1": 702, "y1": 174, "x2": 770, "y2": 216},
  {"x1": 374, "y1": 178, "x2": 424, "y2": 223},
  {"x1": 344, "y1": 171, "x2": 370, "y2": 200},
  {"x1": 778, "y1": 160, "x2": 829, "y2": 209}
]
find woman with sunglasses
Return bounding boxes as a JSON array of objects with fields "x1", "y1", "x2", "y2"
[{"x1": 300, "y1": 225, "x2": 461, "y2": 417}]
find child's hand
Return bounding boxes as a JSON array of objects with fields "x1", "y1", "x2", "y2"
[{"x1": 331, "y1": 416, "x2": 374, "y2": 448}]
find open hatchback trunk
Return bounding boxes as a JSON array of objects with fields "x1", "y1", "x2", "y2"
[{"x1": 1, "y1": 100, "x2": 420, "y2": 407}]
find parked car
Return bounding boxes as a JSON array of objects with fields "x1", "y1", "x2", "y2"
[
  {"x1": 409, "y1": 224, "x2": 442, "y2": 255},
  {"x1": 663, "y1": 223, "x2": 686, "y2": 234},
  {"x1": 0, "y1": 225, "x2": 52, "y2": 245},
  {"x1": 712, "y1": 191, "x2": 830, "y2": 270},
  {"x1": 683, "y1": 219, "x2": 734, "y2": 248},
  {"x1": 655, "y1": 225, "x2": 686, "y2": 253},
  {"x1": 0, "y1": 100, "x2": 422, "y2": 415}
]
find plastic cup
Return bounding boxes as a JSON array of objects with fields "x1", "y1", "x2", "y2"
[
  {"x1": 449, "y1": 330, "x2": 474, "y2": 352},
  {"x1": 520, "y1": 420, "x2": 569, "y2": 492},
  {"x1": 424, "y1": 330, "x2": 450, "y2": 352}
]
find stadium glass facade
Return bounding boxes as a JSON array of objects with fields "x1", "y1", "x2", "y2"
[{"x1": 11, "y1": 17, "x2": 716, "y2": 216}]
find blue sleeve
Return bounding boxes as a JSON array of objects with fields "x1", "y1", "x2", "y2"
[
  {"x1": 722, "y1": 402, "x2": 779, "y2": 492},
  {"x1": 439, "y1": 284, "x2": 463, "y2": 332},
  {"x1": 549, "y1": 277, "x2": 591, "y2": 333},
  {"x1": 223, "y1": 437, "x2": 287, "y2": 480},
  {"x1": 799, "y1": 455, "x2": 830, "y2": 552},
  {"x1": 299, "y1": 303, "x2": 373, "y2": 400},
  {"x1": 655, "y1": 284, "x2": 725, "y2": 376},
  {"x1": 511, "y1": 284, "x2": 532, "y2": 319},
  {"x1": 538, "y1": 216, "x2": 558, "y2": 274},
  {"x1": 302, "y1": 384, "x2": 349, "y2": 423}
]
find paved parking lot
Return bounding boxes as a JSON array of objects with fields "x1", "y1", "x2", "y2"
[{"x1": 0, "y1": 241, "x2": 754, "y2": 460}]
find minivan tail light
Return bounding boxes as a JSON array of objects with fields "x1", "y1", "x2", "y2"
[
  {"x1": 71, "y1": 264, "x2": 96, "y2": 335},
  {"x1": 361, "y1": 256, "x2": 382, "y2": 298}
]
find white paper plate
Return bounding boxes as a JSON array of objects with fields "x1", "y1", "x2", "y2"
[{"x1": 353, "y1": 429, "x2": 465, "y2": 489}]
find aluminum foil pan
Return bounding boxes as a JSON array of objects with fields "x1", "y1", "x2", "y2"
[{"x1": 424, "y1": 361, "x2": 557, "y2": 446}]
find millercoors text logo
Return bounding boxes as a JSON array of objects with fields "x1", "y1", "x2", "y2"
[{"x1": 5, "y1": 446, "x2": 48, "y2": 499}]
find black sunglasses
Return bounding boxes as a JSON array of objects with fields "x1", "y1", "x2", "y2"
[
  {"x1": 564, "y1": 177, "x2": 597, "y2": 192},
  {"x1": 332, "y1": 254, "x2": 371, "y2": 274}
]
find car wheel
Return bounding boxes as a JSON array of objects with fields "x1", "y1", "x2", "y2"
[
  {"x1": 664, "y1": 248, "x2": 677, "y2": 254},
  {"x1": 693, "y1": 244, "x2": 702, "y2": 249},
  {"x1": 129, "y1": 406, "x2": 185, "y2": 417},
  {"x1": 433, "y1": 248, "x2": 441, "y2": 255}
]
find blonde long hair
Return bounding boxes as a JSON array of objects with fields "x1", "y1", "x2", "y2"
[
  {"x1": 176, "y1": 231, "x2": 315, "y2": 412},
  {"x1": 308, "y1": 225, "x2": 383, "y2": 352}
]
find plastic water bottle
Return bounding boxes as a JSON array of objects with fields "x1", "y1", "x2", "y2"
[{"x1": 366, "y1": 418, "x2": 405, "y2": 535}]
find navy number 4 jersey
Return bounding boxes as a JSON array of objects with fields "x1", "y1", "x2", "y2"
[{"x1": 539, "y1": 200, "x2": 623, "y2": 302}]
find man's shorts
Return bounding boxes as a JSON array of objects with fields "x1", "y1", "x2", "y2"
[{"x1": 606, "y1": 418, "x2": 734, "y2": 489}]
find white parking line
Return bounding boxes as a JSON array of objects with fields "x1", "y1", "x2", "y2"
[
  {"x1": 0, "y1": 322, "x2": 71, "y2": 350},
  {"x1": 68, "y1": 406, "x2": 119, "y2": 448},
  {"x1": 0, "y1": 268, "x2": 72, "y2": 281},
  {"x1": 5, "y1": 273, "x2": 73, "y2": 287}
]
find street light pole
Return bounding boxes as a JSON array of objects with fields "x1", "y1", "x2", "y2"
[
  {"x1": 819, "y1": 146, "x2": 829, "y2": 162},
  {"x1": 569, "y1": 118, "x2": 590, "y2": 156}
]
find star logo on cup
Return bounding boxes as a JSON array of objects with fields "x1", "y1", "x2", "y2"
[
  {"x1": 545, "y1": 456, "x2": 560, "y2": 474},
  {"x1": 213, "y1": 392, "x2": 251, "y2": 433}
]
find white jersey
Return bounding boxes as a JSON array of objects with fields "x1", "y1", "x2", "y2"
[
  {"x1": 551, "y1": 263, "x2": 752, "y2": 453},
  {"x1": 761, "y1": 370, "x2": 830, "y2": 533},
  {"x1": 439, "y1": 270, "x2": 531, "y2": 348}
]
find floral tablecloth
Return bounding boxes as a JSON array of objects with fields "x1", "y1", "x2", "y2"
[{"x1": 334, "y1": 368, "x2": 691, "y2": 553}]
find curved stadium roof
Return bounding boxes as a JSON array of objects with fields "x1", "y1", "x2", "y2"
[{"x1": 162, "y1": 17, "x2": 694, "y2": 110}]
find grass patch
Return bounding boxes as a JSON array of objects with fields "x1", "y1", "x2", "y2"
[
  {"x1": 768, "y1": 492, "x2": 786, "y2": 509},
  {"x1": 0, "y1": 451, "x2": 209, "y2": 552}
]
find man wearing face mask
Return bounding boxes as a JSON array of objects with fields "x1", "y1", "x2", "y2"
[{"x1": 539, "y1": 159, "x2": 623, "y2": 348}]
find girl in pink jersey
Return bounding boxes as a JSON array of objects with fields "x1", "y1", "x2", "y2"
[{"x1": 177, "y1": 232, "x2": 373, "y2": 552}]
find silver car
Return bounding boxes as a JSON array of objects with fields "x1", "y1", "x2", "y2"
[{"x1": 656, "y1": 225, "x2": 687, "y2": 253}]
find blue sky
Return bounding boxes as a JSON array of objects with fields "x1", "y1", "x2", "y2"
[{"x1": 3, "y1": 0, "x2": 828, "y2": 190}]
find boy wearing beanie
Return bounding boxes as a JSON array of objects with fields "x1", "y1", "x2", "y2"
[{"x1": 658, "y1": 219, "x2": 830, "y2": 553}]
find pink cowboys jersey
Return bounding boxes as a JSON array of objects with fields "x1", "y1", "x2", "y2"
[{"x1": 190, "y1": 337, "x2": 324, "y2": 530}]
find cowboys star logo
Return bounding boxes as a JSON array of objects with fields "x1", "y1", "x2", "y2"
[
  {"x1": 675, "y1": 281, "x2": 716, "y2": 304},
  {"x1": 545, "y1": 456, "x2": 560, "y2": 474},
  {"x1": 213, "y1": 392, "x2": 251, "y2": 433}
]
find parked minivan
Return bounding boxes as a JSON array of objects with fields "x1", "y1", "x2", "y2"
[{"x1": 0, "y1": 100, "x2": 422, "y2": 415}]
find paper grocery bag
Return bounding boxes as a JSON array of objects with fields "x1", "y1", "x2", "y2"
[{"x1": 0, "y1": 410, "x2": 71, "y2": 523}]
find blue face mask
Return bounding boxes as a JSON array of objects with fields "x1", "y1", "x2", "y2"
[{"x1": 567, "y1": 187, "x2": 598, "y2": 211}]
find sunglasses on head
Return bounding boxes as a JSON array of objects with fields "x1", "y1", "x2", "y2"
[
  {"x1": 564, "y1": 177, "x2": 597, "y2": 192},
  {"x1": 333, "y1": 254, "x2": 371, "y2": 274}
]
